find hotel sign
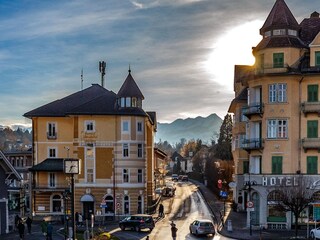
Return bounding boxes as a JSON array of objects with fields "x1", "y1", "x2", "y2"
[{"x1": 262, "y1": 176, "x2": 298, "y2": 186}]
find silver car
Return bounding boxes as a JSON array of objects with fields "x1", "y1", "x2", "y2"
[{"x1": 189, "y1": 219, "x2": 215, "y2": 236}]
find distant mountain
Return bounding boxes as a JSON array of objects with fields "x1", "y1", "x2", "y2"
[{"x1": 155, "y1": 113, "x2": 223, "y2": 145}]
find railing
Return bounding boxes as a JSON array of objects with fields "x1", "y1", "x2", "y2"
[
  {"x1": 301, "y1": 138, "x2": 320, "y2": 150},
  {"x1": 301, "y1": 102, "x2": 320, "y2": 114},
  {"x1": 47, "y1": 132, "x2": 57, "y2": 140},
  {"x1": 242, "y1": 103, "x2": 264, "y2": 117},
  {"x1": 255, "y1": 63, "x2": 290, "y2": 74},
  {"x1": 242, "y1": 138, "x2": 264, "y2": 151}
]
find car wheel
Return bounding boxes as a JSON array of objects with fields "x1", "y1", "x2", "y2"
[
  {"x1": 189, "y1": 227, "x2": 193, "y2": 235},
  {"x1": 119, "y1": 224, "x2": 125, "y2": 231},
  {"x1": 195, "y1": 230, "x2": 199, "y2": 236},
  {"x1": 135, "y1": 226, "x2": 140, "y2": 232},
  {"x1": 311, "y1": 232, "x2": 314, "y2": 239}
]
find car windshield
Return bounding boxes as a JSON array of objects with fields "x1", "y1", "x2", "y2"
[{"x1": 200, "y1": 222, "x2": 213, "y2": 227}]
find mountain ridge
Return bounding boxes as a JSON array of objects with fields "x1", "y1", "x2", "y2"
[{"x1": 156, "y1": 113, "x2": 223, "y2": 145}]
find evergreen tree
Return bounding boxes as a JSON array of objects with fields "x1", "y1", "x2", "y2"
[{"x1": 214, "y1": 114, "x2": 233, "y2": 160}]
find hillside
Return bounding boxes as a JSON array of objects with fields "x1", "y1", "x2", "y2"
[{"x1": 155, "y1": 113, "x2": 222, "y2": 145}]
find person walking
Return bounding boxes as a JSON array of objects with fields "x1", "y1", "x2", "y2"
[
  {"x1": 78, "y1": 213, "x2": 83, "y2": 227},
  {"x1": 17, "y1": 219, "x2": 25, "y2": 240},
  {"x1": 171, "y1": 221, "x2": 178, "y2": 240},
  {"x1": 158, "y1": 203, "x2": 164, "y2": 217},
  {"x1": 47, "y1": 222, "x2": 53, "y2": 240},
  {"x1": 40, "y1": 219, "x2": 48, "y2": 239},
  {"x1": 26, "y1": 216, "x2": 32, "y2": 234}
]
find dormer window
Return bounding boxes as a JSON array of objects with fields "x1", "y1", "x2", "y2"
[
  {"x1": 121, "y1": 98, "x2": 125, "y2": 107},
  {"x1": 132, "y1": 97, "x2": 137, "y2": 107},
  {"x1": 288, "y1": 29, "x2": 297, "y2": 36},
  {"x1": 264, "y1": 31, "x2": 271, "y2": 38},
  {"x1": 126, "y1": 97, "x2": 131, "y2": 107}
]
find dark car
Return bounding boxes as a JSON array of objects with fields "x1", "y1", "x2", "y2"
[
  {"x1": 182, "y1": 175, "x2": 188, "y2": 181},
  {"x1": 119, "y1": 214, "x2": 155, "y2": 232}
]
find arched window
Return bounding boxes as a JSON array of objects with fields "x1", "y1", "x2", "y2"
[
  {"x1": 124, "y1": 195, "x2": 130, "y2": 215},
  {"x1": 52, "y1": 194, "x2": 62, "y2": 212},
  {"x1": 105, "y1": 195, "x2": 114, "y2": 213},
  {"x1": 137, "y1": 196, "x2": 143, "y2": 214}
]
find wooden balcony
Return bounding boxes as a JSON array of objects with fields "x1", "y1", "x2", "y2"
[
  {"x1": 301, "y1": 102, "x2": 320, "y2": 115},
  {"x1": 302, "y1": 138, "x2": 320, "y2": 152}
]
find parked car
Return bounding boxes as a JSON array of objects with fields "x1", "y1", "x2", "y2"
[
  {"x1": 310, "y1": 227, "x2": 320, "y2": 239},
  {"x1": 182, "y1": 175, "x2": 188, "y2": 181},
  {"x1": 119, "y1": 214, "x2": 155, "y2": 232},
  {"x1": 178, "y1": 175, "x2": 184, "y2": 181},
  {"x1": 171, "y1": 174, "x2": 178, "y2": 181},
  {"x1": 162, "y1": 186, "x2": 175, "y2": 197},
  {"x1": 189, "y1": 219, "x2": 215, "y2": 236}
]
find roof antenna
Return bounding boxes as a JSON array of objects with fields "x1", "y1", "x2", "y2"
[
  {"x1": 99, "y1": 61, "x2": 106, "y2": 88},
  {"x1": 81, "y1": 68, "x2": 84, "y2": 90}
]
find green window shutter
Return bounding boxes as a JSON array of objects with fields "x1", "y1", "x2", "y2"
[
  {"x1": 307, "y1": 156, "x2": 318, "y2": 174},
  {"x1": 307, "y1": 120, "x2": 318, "y2": 138},
  {"x1": 316, "y1": 51, "x2": 320, "y2": 66},
  {"x1": 273, "y1": 53, "x2": 284, "y2": 68},
  {"x1": 272, "y1": 156, "x2": 282, "y2": 174},
  {"x1": 243, "y1": 161, "x2": 249, "y2": 174},
  {"x1": 308, "y1": 85, "x2": 318, "y2": 102}
]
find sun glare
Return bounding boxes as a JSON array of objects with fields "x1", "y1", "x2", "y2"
[{"x1": 203, "y1": 20, "x2": 263, "y2": 90}]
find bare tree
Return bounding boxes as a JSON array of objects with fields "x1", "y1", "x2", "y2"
[{"x1": 272, "y1": 175, "x2": 314, "y2": 238}]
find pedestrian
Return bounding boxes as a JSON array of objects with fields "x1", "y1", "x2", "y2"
[
  {"x1": 17, "y1": 219, "x2": 25, "y2": 240},
  {"x1": 47, "y1": 222, "x2": 53, "y2": 240},
  {"x1": 158, "y1": 203, "x2": 164, "y2": 217},
  {"x1": 40, "y1": 219, "x2": 48, "y2": 239},
  {"x1": 15, "y1": 214, "x2": 20, "y2": 231},
  {"x1": 26, "y1": 216, "x2": 32, "y2": 234},
  {"x1": 171, "y1": 221, "x2": 178, "y2": 240},
  {"x1": 78, "y1": 213, "x2": 83, "y2": 227},
  {"x1": 75, "y1": 212, "x2": 79, "y2": 226}
]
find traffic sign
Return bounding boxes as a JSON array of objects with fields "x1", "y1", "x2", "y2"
[{"x1": 247, "y1": 201, "x2": 254, "y2": 208}]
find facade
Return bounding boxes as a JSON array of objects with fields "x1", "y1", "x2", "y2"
[
  {"x1": 24, "y1": 69, "x2": 157, "y2": 221},
  {"x1": 229, "y1": 0, "x2": 320, "y2": 230},
  {"x1": 0, "y1": 150, "x2": 22, "y2": 234}
]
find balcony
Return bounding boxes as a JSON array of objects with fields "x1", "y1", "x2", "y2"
[
  {"x1": 301, "y1": 138, "x2": 320, "y2": 152},
  {"x1": 47, "y1": 132, "x2": 57, "y2": 140},
  {"x1": 301, "y1": 102, "x2": 320, "y2": 115},
  {"x1": 242, "y1": 103, "x2": 264, "y2": 118},
  {"x1": 242, "y1": 138, "x2": 264, "y2": 152},
  {"x1": 255, "y1": 63, "x2": 290, "y2": 75},
  {"x1": 33, "y1": 184, "x2": 68, "y2": 192}
]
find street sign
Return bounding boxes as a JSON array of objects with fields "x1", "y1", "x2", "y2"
[
  {"x1": 247, "y1": 201, "x2": 254, "y2": 208},
  {"x1": 229, "y1": 182, "x2": 237, "y2": 188},
  {"x1": 220, "y1": 191, "x2": 228, "y2": 198}
]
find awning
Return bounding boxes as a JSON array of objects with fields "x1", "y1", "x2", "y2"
[{"x1": 80, "y1": 194, "x2": 94, "y2": 202}]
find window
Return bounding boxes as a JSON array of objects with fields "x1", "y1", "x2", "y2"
[
  {"x1": 272, "y1": 156, "x2": 282, "y2": 174},
  {"x1": 86, "y1": 168, "x2": 94, "y2": 183},
  {"x1": 264, "y1": 31, "x2": 271, "y2": 38},
  {"x1": 132, "y1": 97, "x2": 137, "y2": 107},
  {"x1": 123, "y1": 143, "x2": 129, "y2": 157},
  {"x1": 267, "y1": 119, "x2": 287, "y2": 139},
  {"x1": 269, "y1": 84, "x2": 287, "y2": 103},
  {"x1": 124, "y1": 196, "x2": 130, "y2": 215},
  {"x1": 122, "y1": 121, "x2": 129, "y2": 133},
  {"x1": 138, "y1": 169, "x2": 143, "y2": 183},
  {"x1": 137, "y1": 196, "x2": 143, "y2": 213},
  {"x1": 49, "y1": 173, "x2": 56, "y2": 188},
  {"x1": 47, "y1": 122, "x2": 57, "y2": 139},
  {"x1": 307, "y1": 156, "x2": 318, "y2": 174},
  {"x1": 137, "y1": 122, "x2": 143, "y2": 133},
  {"x1": 48, "y1": 148, "x2": 57, "y2": 158},
  {"x1": 288, "y1": 29, "x2": 297, "y2": 36},
  {"x1": 126, "y1": 97, "x2": 131, "y2": 107},
  {"x1": 121, "y1": 98, "x2": 125, "y2": 107},
  {"x1": 250, "y1": 156, "x2": 261, "y2": 174},
  {"x1": 52, "y1": 195, "x2": 62, "y2": 212},
  {"x1": 273, "y1": 29, "x2": 286, "y2": 36},
  {"x1": 316, "y1": 51, "x2": 320, "y2": 66},
  {"x1": 105, "y1": 196, "x2": 114, "y2": 213},
  {"x1": 308, "y1": 85, "x2": 318, "y2": 102},
  {"x1": 273, "y1": 53, "x2": 284, "y2": 68},
  {"x1": 307, "y1": 120, "x2": 318, "y2": 138},
  {"x1": 85, "y1": 120, "x2": 95, "y2": 132},
  {"x1": 123, "y1": 169, "x2": 129, "y2": 183},
  {"x1": 138, "y1": 144, "x2": 143, "y2": 158},
  {"x1": 243, "y1": 161, "x2": 249, "y2": 174}
]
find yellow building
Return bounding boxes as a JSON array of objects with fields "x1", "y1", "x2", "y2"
[
  {"x1": 25, "y1": 69, "x2": 158, "y2": 220},
  {"x1": 229, "y1": 0, "x2": 320, "y2": 229}
]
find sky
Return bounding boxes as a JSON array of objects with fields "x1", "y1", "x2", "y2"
[{"x1": 0, "y1": 0, "x2": 318, "y2": 127}]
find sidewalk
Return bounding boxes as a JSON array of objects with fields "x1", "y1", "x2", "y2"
[{"x1": 194, "y1": 180, "x2": 310, "y2": 240}]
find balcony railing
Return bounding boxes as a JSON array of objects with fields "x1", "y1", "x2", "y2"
[
  {"x1": 301, "y1": 102, "x2": 320, "y2": 115},
  {"x1": 242, "y1": 138, "x2": 264, "y2": 151},
  {"x1": 33, "y1": 184, "x2": 68, "y2": 191},
  {"x1": 47, "y1": 132, "x2": 57, "y2": 140},
  {"x1": 301, "y1": 138, "x2": 320, "y2": 151},
  {"x1": 255, "y1": 63, "x2": 290, "y2": 75},
  {"x1": 242, "y1": 103, "x2": 264, "y2": 117}
]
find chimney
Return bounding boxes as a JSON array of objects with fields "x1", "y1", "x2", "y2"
[{"x1": 310, "y1": 11, "x2": 319, "y2": 18}]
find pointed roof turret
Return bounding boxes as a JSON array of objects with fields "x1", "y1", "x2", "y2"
[
  {"x1": 260, "y1": 0, "x2": 299, "y2": 35},
  {"x1": 117, "y1": 69, "x2": 144, "y2": 99}
]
